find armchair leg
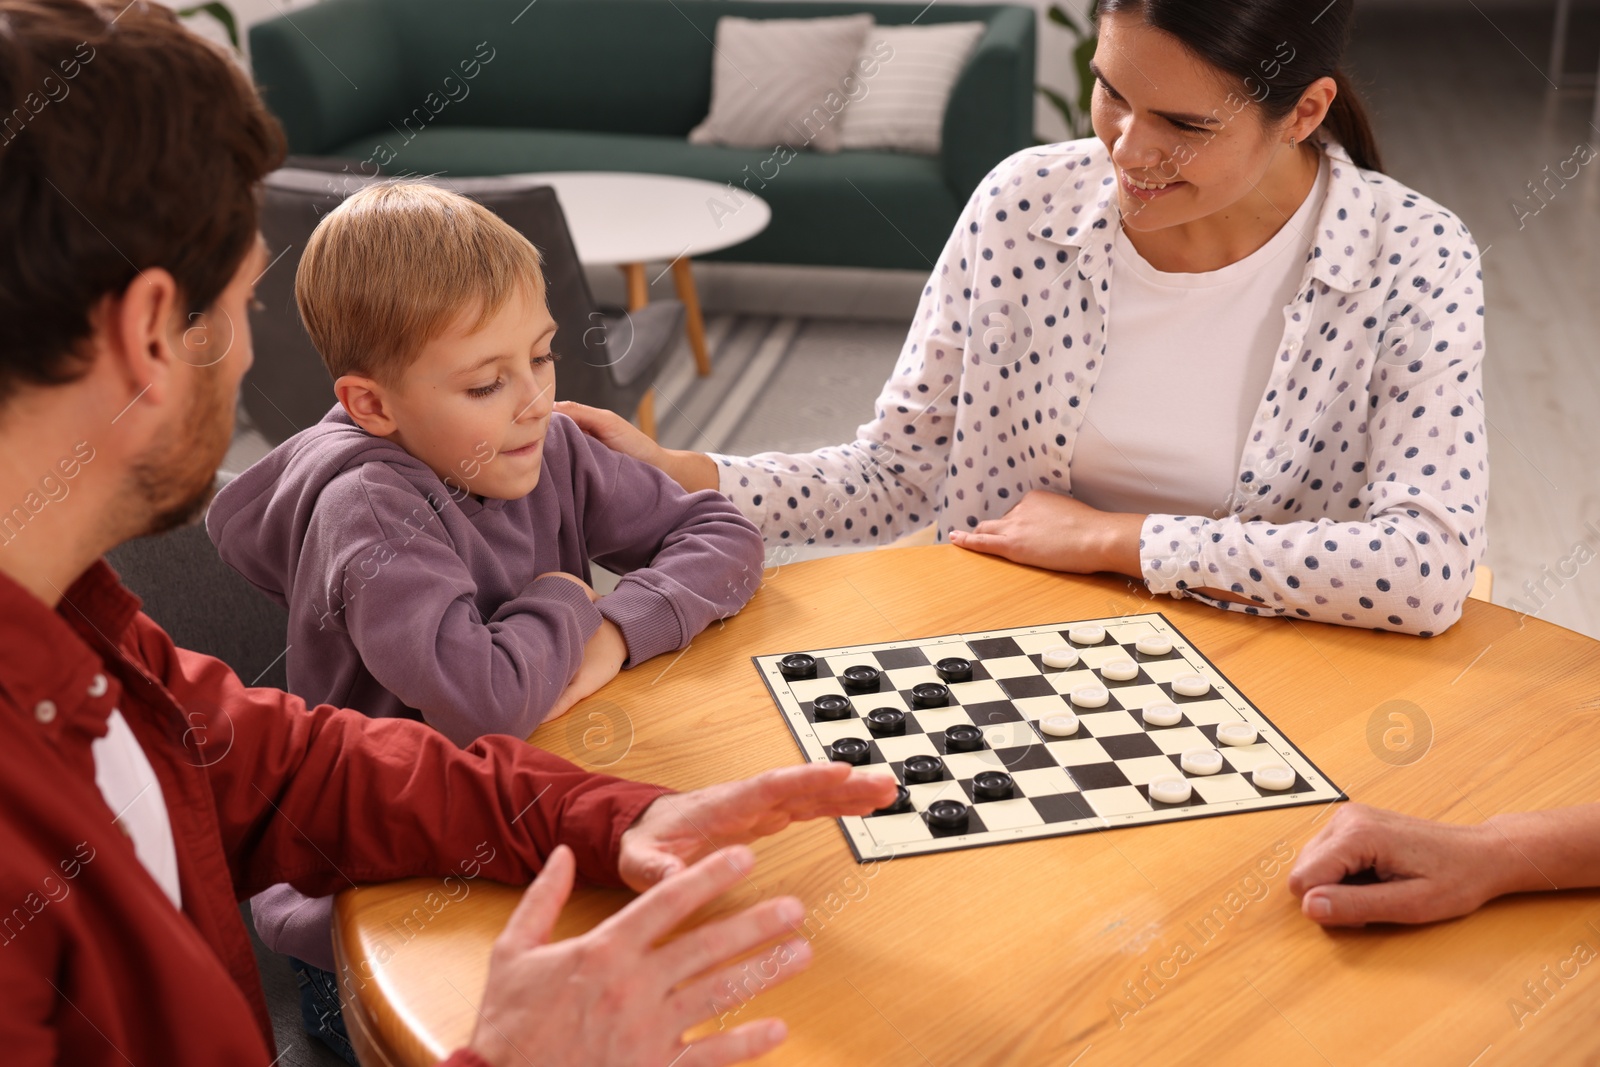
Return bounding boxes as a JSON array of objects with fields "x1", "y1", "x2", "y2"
[
  {"x1": 621, "y1": 262, "x2": 649, "y2": 311},
  {"x1": 635, "y1": 388, "x2": 657, "y2": 442},
  {"x1": 670, "y1": 258, "x2": 712, "y2": 376}
]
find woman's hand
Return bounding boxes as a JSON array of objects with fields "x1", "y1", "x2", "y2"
[
  {"x1": 948, "y1": 489, "x2": 1145, "y2": 576},
  {"x1": 557, "y1": 400, "x2": 720, "y2": 494}
]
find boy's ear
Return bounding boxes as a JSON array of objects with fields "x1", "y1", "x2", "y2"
[{"x1": 335, "y1": 374, "x2": 399, "y2": 437}]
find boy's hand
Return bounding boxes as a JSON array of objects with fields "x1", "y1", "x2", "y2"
[
  {"x1": 545, "y1": 619, "x2": 627, "y2": 721},
  {"x1": 539, "y1": 570, "x2": 600, "y2": 604}
]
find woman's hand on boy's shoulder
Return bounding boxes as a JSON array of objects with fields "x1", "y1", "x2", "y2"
[
  {"x1": 556, "y1": 401, "x2": 721, "y2": 495},
  {"x1": 557, "y1": 401, "x2": 663, "y2": 465}
]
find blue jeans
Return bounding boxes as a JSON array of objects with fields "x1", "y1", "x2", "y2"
[{"x1": 289, "y1": 956, "x2": 360, "y2": 1065}]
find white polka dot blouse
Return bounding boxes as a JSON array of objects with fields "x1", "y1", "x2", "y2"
[{"x1": 714, "y1": 136, "x2": 1488, "y2": 636}]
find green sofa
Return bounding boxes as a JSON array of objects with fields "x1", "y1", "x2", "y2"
[{"x1": 249, "y1": 0, "x2": 1035, "y2": 270}]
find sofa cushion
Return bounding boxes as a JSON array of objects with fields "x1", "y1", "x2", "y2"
[
  {"x1": 328, "y1": 126, "x2": 958, "y2": 270},
  {"x1": 687, "y1": 14, "x2": 872, "y2": 154},
  {"x1": 838, "y1": 22, "x2": 987, "y2": 155}
]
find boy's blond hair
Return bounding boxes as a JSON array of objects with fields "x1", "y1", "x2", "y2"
[{"x1": 295, "y1": 181, "x2": 544, "y2": 385}]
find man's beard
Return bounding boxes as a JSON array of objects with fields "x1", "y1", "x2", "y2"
[{"x1": 128, "y1": 367, "x2": 236, "y2": 539}]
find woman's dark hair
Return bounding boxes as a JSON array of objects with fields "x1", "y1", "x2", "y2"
[
  {"x1": 1097, "y1": 0, "x2": 1383, "y2": 172},
  {"x1": 0, "y1": 0, "x2": 287, "y2": 404}
]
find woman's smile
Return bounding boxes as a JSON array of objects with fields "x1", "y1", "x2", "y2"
[{"x1": 1119, "y1": 166, "x2": 1188, "y2": 201}]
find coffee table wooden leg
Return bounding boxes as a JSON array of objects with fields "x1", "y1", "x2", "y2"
[
  {"x1": 620, "y1": 262, "x2": 649, "y2": 311},
  {"x1": 670, "y1": 257, "x2": 711, "y2": 376},
  {"x1": 635, "y1": 388, "x2": 657, "y2": 442}
]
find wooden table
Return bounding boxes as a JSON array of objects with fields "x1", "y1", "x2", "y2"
[
  {"x1": 335, "y1": 546, "x2": 1600, "y2": 1066},
  {"x1": 515, "y1": 172, "x2": 772, "y2": 379}
]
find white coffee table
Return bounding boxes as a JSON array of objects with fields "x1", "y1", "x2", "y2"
[{"x1": 520, "y1": 172, "x2": 772, "y2": 377}]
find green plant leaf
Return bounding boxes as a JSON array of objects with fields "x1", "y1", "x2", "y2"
[
  {"x1": 1073, "y1": 35, "x2": 1098, "y2": 122},
  {"x1": 1047, "y1": 3, "x2": 1085, "y2": 36},
  {"x1": 1038, "y1": 84, "x2": 1078, "y2": 136},
  {"x1": 178, "y1": 2, "x2": 240, "y2": 51}
]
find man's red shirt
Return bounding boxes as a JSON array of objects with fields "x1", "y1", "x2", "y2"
[{"x1": 0, "y1": 560, "x2": 667, "y2": 1065}]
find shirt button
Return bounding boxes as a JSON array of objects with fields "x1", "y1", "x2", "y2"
[
  {"x1": 34, "y1": 700, "x2": 57, "y2": 724},
  {"x1": 87, "y1": 673, "x2": 108, "y2": 698}
]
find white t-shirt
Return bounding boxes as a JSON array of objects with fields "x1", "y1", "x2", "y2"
[
  {"x1": 92, "y1": 707, "x2": 182, "y2": 909},
  {"x1": 1069, "y1": 154, "x2": 1330, "y2": 518}
]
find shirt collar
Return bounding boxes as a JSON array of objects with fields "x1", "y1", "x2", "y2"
[
  {"x1": 1028, "y1": 135, "x2": 1378, "y2": 295},
  {"x1": 0, "y1": 559, "x2": 138, "y2": 745}
]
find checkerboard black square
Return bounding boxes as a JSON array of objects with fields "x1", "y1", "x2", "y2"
[
  {"x1": 999, "y1": 674, "x2": 1058, "y2": 700},
  {"x1": 967, "y1": 636, "x2": 1025, "y2": 660},
  {"x1": 1098, "y1": 733, "x2": 1163, "y2": 761}
]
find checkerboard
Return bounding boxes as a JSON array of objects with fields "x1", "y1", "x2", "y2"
[{"x1": 754, "y1": 613, "x2": 1344, "y2": 861}]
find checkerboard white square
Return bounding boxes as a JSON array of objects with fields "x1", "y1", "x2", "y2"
[{"x1": 755, "y1": 613, "x2": 1343, "y2": 860}]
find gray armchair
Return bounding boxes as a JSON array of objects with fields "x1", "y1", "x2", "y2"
[
  {"x1": 104, "y1": 484, "x2": 291, "y2": 692},
  {"x1": 245, "y1": 168, "x2": 683, "y2": 445}
]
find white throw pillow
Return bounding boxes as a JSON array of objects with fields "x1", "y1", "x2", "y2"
[
  {"x1": 688, "y1": 15, "x2": 873, "y2": 155},
  {"x1": 838, "y1": 22, "x2": 987, "y2": 155}
]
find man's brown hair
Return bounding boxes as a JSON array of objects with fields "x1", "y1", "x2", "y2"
[
  {"x1": 295, "y1": 181, "x2": 545, "y2": 386},
  {"x1": 0, "y1": 0, "x2": 286, "y2": 404}
]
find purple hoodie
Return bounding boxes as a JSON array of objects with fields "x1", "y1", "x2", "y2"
[
  {"x1": 208, "y1": 406, "x2": 764, "y2": 968},
  {"x1": 209, "y1": 405, "x2": 763, "y2": 743}
]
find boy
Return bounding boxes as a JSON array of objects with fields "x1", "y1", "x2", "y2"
[{"x1": 206, "y1": 182, "x2": 764, "y2": 1051}]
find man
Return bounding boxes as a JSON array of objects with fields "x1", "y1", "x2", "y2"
[{"x1": 0, "y1": 3, "x2": 895, "y2": 1065}]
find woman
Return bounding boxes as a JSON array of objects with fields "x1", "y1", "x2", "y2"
[{"x1": 563, "y1": 0, "x2": 1487, "y2": 636}]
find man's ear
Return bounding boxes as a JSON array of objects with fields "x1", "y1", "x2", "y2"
[
  {"x1": 335, "y1": 374, "x2": 399, "y2": 437},
  {"x1": 101, "y1": 268, "x2": 183, "y2": 412}
]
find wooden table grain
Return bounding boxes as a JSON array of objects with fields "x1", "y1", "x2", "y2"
[{"x1": 333, "y1": 546, "x2": 1600, "y2": 1067}]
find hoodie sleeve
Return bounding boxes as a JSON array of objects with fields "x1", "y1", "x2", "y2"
[
  {"x1": 563, "y1": 421, "x2": 765, "y2": 667},
  {"x1": 339, "y1": 528, "x2": 604, "y2": 745}
]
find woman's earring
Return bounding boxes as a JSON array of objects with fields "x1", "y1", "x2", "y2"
[{"x1": 1289, "y1": 137, "x2": 1298, "y2": 150}]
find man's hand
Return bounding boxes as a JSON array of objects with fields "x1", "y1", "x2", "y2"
[
  {"x1": 467, "y1": 844, "x2": 808, "y2": 1067},
  {"x1": 1288, "y1": 804, "x2": 1506, "y2": 926},
  {"x1": 617, "y1": 763, "x2": 900, "y2": 891},
  {"x1": 947, "y1": 489, "x2": 1145, "y2": 577},
  {"x1": 545, "y1": 619, "x2": 628, "y2": 723}
]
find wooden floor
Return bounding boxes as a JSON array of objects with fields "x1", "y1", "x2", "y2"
[{"x1": 1348, "y1": 2, "x2": 1600, "y2": 639}]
